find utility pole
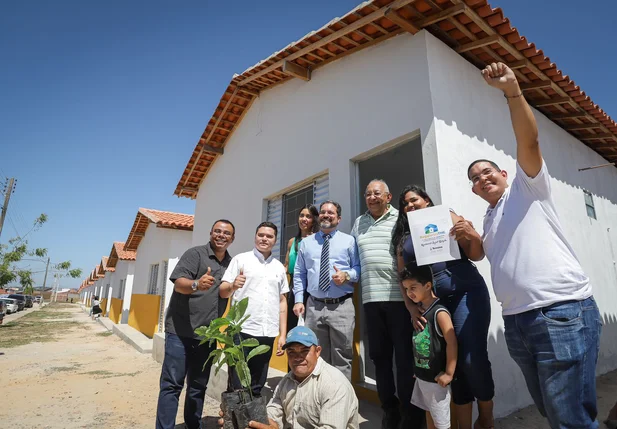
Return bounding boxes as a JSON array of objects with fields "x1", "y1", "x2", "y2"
[
  {"x1": 40, "y1": 257, "x2": 50, "y2": 307},
  {"x1": 0, "y1": 177, "x2": 16, "y2": 240}
]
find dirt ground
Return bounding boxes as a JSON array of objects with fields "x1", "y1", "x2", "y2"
[
  {"x1": 0, "y1": 303, "x2": 615, "y2": 429},
  {"x1": 0, "y1": 303, "x2": 220, "y2": 429}
]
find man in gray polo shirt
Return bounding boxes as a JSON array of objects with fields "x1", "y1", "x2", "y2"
[
  {"x1": 156, "y1": 219, "x2": 235, "y2": 429},
  {"x1": 351, "y1": 180, "x2": 423, "y2": 429}
]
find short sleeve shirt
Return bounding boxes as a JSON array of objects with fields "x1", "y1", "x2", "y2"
[
  {"x1": 165, "y1": 243, "x2": 232, "y2": 339},
  {"x1": 482, "y1": 161, "x2": 591, "y2": 315},
  {"x1": 221, "y1": 249, "x2": 289, "y2": 337}
]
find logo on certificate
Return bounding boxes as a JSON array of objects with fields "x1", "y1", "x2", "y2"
[{"x1": 424, "y1": 224, "x2": 438, "y2": 234}]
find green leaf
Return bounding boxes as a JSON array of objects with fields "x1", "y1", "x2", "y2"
[
  {"x1": 246, "y1": 345, "x2": 271, "y2": 362},
  {"x1": 204, "y1": 349, "x2": 223, "y2": 371},
  {"x1": 194, "y1": 326, "x2": 209, "y2": 337},
  {"x1": 236, "y1": 361, "x2": 251, "y2": 390},
  {"x1": 235, "y1": 297, "x2": 249, "y2": 321},
  {"x1": 227, "y1": 305, "x2": 236, "y2": 322},
  {"x1": 240, "y1": 338, "x2": 259, "y2": 348},
  {"x1": 208, "y1": 318, "x2": 229, "y2": 331},
  {"x1": 223, "y1": 347, "x2": 242, "y2": 360}
]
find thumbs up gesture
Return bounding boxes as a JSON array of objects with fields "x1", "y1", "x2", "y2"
[
  {"x1": 332, "y1": 266, "x2": 347, "y2": 286},
  {"x1": 198, "y1": 267, "x2": 215, "y2": 290},
  {"x1": 233, "y1": 267, "x2": 246, "y2": 291}
]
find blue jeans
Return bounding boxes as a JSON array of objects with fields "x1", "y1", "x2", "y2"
[
  {"x1": 504, "y1": 296, "x2": 601, "y2": 429},
  {"x1": 156, "y1": 333, "x2": 216, "y2": 429}
]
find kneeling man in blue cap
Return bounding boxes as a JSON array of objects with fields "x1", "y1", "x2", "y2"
[{"x1": 220, "y1": 326, "x2": 359, "y2": 428}]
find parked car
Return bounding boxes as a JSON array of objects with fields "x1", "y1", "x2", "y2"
[
  {"x1": 7, "y1": 294, "x2": 26, "y2": 311},
  {"x1": 23, "y1": 295, "x2": 33, "y2": 308},
  {"x1": 0, "y1": 298, "x2": 19, "y2": 314},
  {"x1": 34, "y1": 296, "x2": 42, "y2": 303}
]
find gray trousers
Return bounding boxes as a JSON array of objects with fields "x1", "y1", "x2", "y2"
[{"x1": 305, "y1": 295, "x2": 355, "y2": 381}]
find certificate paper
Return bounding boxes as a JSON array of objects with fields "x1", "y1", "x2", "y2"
[{"x1": 407, "y1": 205, "x2": 461, "y2": 266}]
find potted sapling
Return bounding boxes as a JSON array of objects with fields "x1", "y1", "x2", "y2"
[{"x1": 195, "y1": 297, "x2": 270, "y2": 429}]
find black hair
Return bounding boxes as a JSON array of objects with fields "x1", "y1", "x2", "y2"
[
  {"x1": 399, "y1": 263, "x2": 433, "y2": 286},
  {"x1": 391, "y1": 185, "x2": 435, "y2": 252},
  {"x1": 319, "y1": 200, "x2": 342, "y2": 217},
  {"x1": 256, "y1": 221, "x2": 278, "y2": 238},
  {"x1": 467, "y1": 159, "x2": 501, "y2": 180},
  {"x1": 211, "y1": 219, "x2": 236, "y2": 235},
  {"x1": 294, "y1": 205, "x2": 319, "y2": 252}
]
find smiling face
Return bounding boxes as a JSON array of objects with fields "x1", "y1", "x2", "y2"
[
  {"x1": 254, "y1": 226, "x2": 276, "y2": 255},
  {"x1": 365, "y1": 181, "x2": 392, "y2": 218},
  {"x1": 402, "y1": 278, "x2": 432, "y2": 304},
  {"x1": 402, "y1": 191, "x2": 431, "y2": 214},
  {"x1": 286, "y1": 344, "x2": 321, "y2": 381},
  {"x1": 319, "y1": 203, "x2": 340, "y2": 231},
  {"x1": 210, "y1": 221, "x2": 234, "y2": 252},
  {"x1": 298, "y1": 208, "x2": 314, "y2": 233},
  {"x1": 468, "y1": 161, "x2": 508, "y2": 207}
]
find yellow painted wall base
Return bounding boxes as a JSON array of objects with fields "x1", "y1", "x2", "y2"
[
  {"x1": 269, "y1": 336, "x2": 288, "y2": 372},
  {"x1": 108, "y1": 298, "x2": 123, "y2": 324},
  {"x1": 128, "y1": 294, "x2": 161, "y2": 338},
  {"x1": 100, "y1": 298, "x2": 108, "y2": 317}
]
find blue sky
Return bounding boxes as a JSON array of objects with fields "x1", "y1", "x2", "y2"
[{"x1": 1, "y1": 0, "x2": 615, "y2": 289}]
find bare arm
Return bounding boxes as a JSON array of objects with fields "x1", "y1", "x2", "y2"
[
  {"x1": 482, "y1": 62, "x2": 541, "y2": 177},
  {"x1": 449, "y1": 212, "x2": 485, "y2": 261},
  {"x1": 435, "y1": 310, "x2": 457, "y2": 388},
  {"x1": 276, "y1": 293, "x2": 287, "y2": 356},
  {"x1": 174, "y1": 278, "x2": 195, "y2": 295},
  {"x1": 283, "y1": 238, "x2": 294, "y2": 273}
]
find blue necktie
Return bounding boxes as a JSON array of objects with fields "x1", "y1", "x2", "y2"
[{"x1": 318, "y1": 234, "x2": 331, "y2": 292}]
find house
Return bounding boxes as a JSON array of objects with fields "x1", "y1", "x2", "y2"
[
  {"x1": 97, "y1": 256, "x2": 115, "y2": 316},
  {"x1": 104, "y1": 241, "x2": 137, "y2": 324},
  {"x1": 124, "y1": 208, "x2": 194, "y2": 338},
  {"x1": 172, "y1": 0, "x2": 617, "y2": 417}
]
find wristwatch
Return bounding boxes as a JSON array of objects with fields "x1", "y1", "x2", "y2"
[
  {"x1": 344, "y1": 272, "x2": 351, "y2": 282},
  {"x1": 191, "y1": 281, "x2": 198, "y2": 292}
]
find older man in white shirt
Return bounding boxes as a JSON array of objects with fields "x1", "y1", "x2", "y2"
[{"x1": 220, "y1": 221, "x2": 289, "y2": 397}]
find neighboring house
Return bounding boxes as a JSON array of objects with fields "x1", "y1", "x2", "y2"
[
  {"x1": 97, "y1": 256, "x2": 115, "y2": 316},
  {"x1": 172, "y1": 0, "x2": 617, "y2": 417},
  {"x1": 124, "y1": 208, "x2": 194, "y2": 338},
  {"x1": 105, "y1": 241, "x2": 137, "y2": 324}
]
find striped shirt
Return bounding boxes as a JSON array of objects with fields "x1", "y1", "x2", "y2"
[
  {"x1": 351, "y1": 206, "x2": 403, "y2": 303},
  {"x1": 267, "y1": 357, "x2": 359, "y2": 428}
]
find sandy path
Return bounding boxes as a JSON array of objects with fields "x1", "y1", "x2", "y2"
[{"x1": 0, "y1": 303, "x2": 220, "y2": 429}]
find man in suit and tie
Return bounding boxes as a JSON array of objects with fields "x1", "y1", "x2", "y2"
[{"x1": 292, "y1": 200, "x2": 361, "y2": 381}]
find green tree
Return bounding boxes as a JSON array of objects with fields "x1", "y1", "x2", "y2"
[{"x1": 0, "y1": 214, "x2": 82, "y2": 291}]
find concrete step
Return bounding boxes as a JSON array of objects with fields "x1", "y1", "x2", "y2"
[
  {"x1": 112, "y1": 323, "x2": 153, "y2": 354},
  {"x1": 96, "y1": 316, "x2": 115, "y2": 332}
]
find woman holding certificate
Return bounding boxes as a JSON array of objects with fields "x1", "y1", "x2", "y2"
[{"x1": 392, "y1": 185, "x2": 495, "y2": 429}]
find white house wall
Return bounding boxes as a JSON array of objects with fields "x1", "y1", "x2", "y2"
[
  {"x1": 425, "y1": 31, "x2": 617, "y2": 416},
  {"x1": 132, "y1": 226, "x2": 193, "y2": 295},
  {"x1": 193, "y1": 31, "x2": 437, "y2": 253},
  {"x1": 115, "y1": 260, "x2": 136, "y2": 324}
]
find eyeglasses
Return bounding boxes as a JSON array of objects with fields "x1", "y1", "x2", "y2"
[
  {"x1": 470, "y1": 169, "x2": 498, "y2": 186},
  {"x1": 212, "y1": 229, "x2": 233, "y2": 237},
  {"x1": 364, "y1": 191, "x2": 385, "y2": 198}
]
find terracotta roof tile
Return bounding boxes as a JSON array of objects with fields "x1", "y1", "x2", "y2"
[
  {"x1": 174, "y1": 0, "x2": 617, "y2": 199},
  {"x1": 124, "y1": 208, "x2": 194, "y2": 252}
]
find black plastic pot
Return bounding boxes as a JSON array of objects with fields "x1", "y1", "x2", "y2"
[{"x1": 221, "y1": 391, "x2": 269, "y2": 429}]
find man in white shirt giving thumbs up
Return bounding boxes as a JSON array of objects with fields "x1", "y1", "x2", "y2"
[{"x1": 220, "y1": 221, "x2": 289, "y2": 397}]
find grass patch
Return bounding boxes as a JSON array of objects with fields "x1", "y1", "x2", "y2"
[
  {"x1": 81, "y1": 370, "x2": 141, "y2": 379},
  {"x1": 51, "y1": 365, "x2": 80, "y2": 372},
  {"x1": 22, "y1": 310, "x2": 73, "y2": 320},
  {"x1": 0, "y1": 309, "x2": 85, "y2": 348},
  {"x1": 95, "y1": 332, "x2": 113, "y2": 337}
]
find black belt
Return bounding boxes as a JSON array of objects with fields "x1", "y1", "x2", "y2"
[{"x1": 309, "y1": 293, "x2": 353, "y2": 304}]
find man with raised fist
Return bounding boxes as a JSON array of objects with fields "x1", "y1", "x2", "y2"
[
  {"x1": 220, "y1": 221, "x2": 289, "y2": 397},
  {"x1": 469, "y1": 62, "x2": 600, "y2": 428},
  {"x1": 156, "y1": 219, "x2": 236, "y2": 429}
]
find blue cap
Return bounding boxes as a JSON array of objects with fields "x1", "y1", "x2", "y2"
[{"x1": 283, "y1": 326, "x2": 319, "y2": 349}]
